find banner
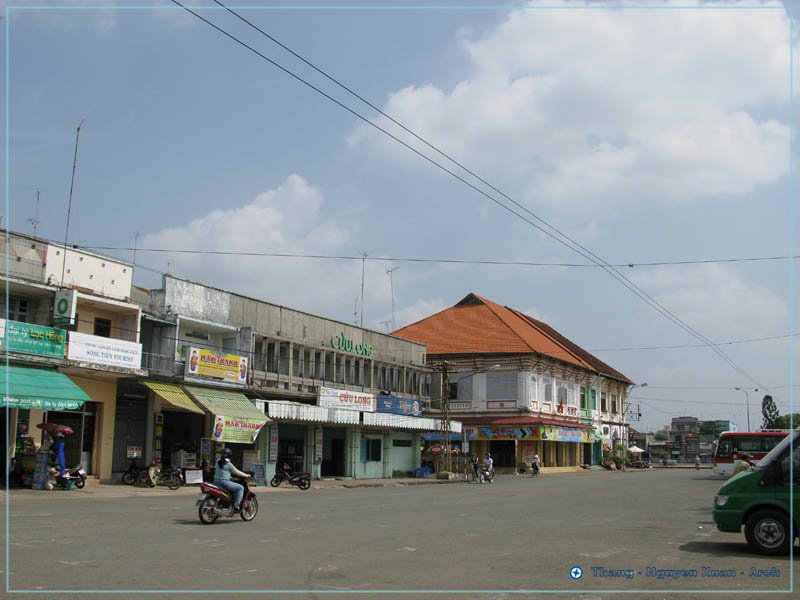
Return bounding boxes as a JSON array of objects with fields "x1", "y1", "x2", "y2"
[
  {"x1": 376, "y1": 393, "x2": 422, "y2": 417},
  {"x1": 461, "y1": 424, "x2": 587, "y2": 442},
  {"x1": 53, "y1": 289, "x2": 77, "y2": 326},
  {"x1": 186, "y1": 346, "x2": 247, "y2": 386},
  {"x1": 319, "y1": 386, "x2": 376, "y2": 412},
  {"x1": 0, "y1": 319, "x2": 66, "y2": 358},
  {"x1": 211, "y1": 414, "x2": 266, "y2": 444},
  {"x1": 68, "y1": 331, "x2": 142, "y2": 369}
]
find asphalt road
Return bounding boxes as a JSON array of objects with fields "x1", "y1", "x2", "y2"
[{"x1": 2, "y1": 469, "x2": 797, "y2": 600}]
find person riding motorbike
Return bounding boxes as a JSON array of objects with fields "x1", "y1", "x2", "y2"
[
  {"x1": 532, "y1": 454, "x2": 541, "y2": 476},
  {"x1": 482, "y1": 453, "x2": 494, "y2": 481},
  {"x1": 213, "y1": 448, "x2": 250, "y2": 511}
]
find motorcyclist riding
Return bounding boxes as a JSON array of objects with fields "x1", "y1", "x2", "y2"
[
  {"x1": 213, "y1": 448, "x2": 249, "y2": 511},
  {"x1": 482, "y1": 453, "x2": 494, "y2": 482}
]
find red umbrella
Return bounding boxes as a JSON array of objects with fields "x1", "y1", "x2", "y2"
[{"x1": 36, "y1": 422, "x2": 75, "y2": 435}]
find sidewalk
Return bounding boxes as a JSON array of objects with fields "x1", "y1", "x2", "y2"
[{"x1": 2, "y1": 475, "x2": 466, "y2": 499}]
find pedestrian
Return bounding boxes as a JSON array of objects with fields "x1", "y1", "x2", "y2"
[
  {"x1": 532, "y1": 454, "x2": 541, "y2": 476},
  {"x1": 694, "y1": 455, "x2": 701, "y2": 470}
]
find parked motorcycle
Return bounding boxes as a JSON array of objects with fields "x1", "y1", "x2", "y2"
[
  {"x1": 122, "y1": 459, "x2": 146, "y2": 485},
  {"x1": 196, "y1": 477, "x2": 258, "y2": 524},
  {"x1": 135, "y1": 461, "x2": 181, "y2": 490},
  {"x1": 58, "y1": 463, "x2": 87, "y2": 488},
  {"x1": 270, "y1": 462, "x2": 311, "y2": 490}
]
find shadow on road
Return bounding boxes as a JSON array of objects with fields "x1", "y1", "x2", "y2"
[{"x1": 680, "y1": 541, "x2": 800, "y2": 560}]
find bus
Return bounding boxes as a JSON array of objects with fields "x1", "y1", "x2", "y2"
[{"x1": 712, "y1": 430, "x2": 789, "y2": 477}]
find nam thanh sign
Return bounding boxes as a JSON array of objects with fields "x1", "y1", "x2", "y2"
[
  {"x1": 0, "y1": 319, "x2": 66, "y2": 358},
  {"x1": 211, "y1": 414, "x2": 266, "y2": 444},
  {"x1": 319, "y1": 386, "x2": 376, "y2": 412},
  {"x1": 185, "y1": 346, "x2": 247, "y2": 387}
]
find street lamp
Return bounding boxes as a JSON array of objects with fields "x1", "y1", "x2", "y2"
[
  {"x1": 621, "y1": 382, "x2": 647, "y2": 469},
  {"x1": 734, "y1": 387, "x2": 758, "y2": 431}
]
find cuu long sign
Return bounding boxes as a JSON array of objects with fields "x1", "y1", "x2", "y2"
[{"x1": 331, "y1": 332, "x2": 374, "y2": 357}]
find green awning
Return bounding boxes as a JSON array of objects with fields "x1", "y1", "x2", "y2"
[
  {"x1": 143, "y1": 381, "x2": 204, "y2": 414},
  {"x1": 0, "y1": 365, "x2": 91, "y2": 410},
  {"x1": 183, "y1": 385, "x2": 269, "y2": 423}
]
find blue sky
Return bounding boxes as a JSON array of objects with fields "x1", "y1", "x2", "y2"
[{"x1": 3, "y1": 0, "x2": 798, "y2": 431}]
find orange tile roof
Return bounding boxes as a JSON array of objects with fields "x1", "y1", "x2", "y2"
[{"x1": 393, "y1": 293, "x2": 632, "y2": 383}]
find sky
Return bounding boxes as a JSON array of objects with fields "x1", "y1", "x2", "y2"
[{"x1": 2, "y1": 0, "x2": 798, "y2": 432}]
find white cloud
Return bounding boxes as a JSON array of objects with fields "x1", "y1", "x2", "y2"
[
  {"x1": 629, "y1": 263, "x2": 788, "y2": 340},
  {"x1": 349, "y1": 0, "x2": 792, "y2": 211},
  {"x1": 394, "y1": 298, "x2": 450, "y2": 330},
  {"x1": 140, "y1": 175, "x2": 366, "y2": 319}
]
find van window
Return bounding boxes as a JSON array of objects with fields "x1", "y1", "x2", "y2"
[{"x1": 780, "y1": 442, "x2": 799, "y2": 484}]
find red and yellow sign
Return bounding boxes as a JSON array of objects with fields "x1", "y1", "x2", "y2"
[{"x1": 186, "y1": 346, "x2": 248, "y2": 386}]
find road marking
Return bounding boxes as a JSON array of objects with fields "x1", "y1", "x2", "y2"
[{"x1": 397, "y1": 546, "x2": 416, "y2": 552}]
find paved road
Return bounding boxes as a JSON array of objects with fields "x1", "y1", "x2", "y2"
[{"x1": 2, "y1": 469, "x2": 797, "y2": 599}]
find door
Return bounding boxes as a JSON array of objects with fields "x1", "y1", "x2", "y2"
[{"x1": 775, "y1": 435, "x2": 800, "y2": 530}]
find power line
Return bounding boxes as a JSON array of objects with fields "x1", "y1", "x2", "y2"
[
  {"x1": 168, "y1": 1, "x2": 766, "y2": 390},
  {"x1": 592, "y1": 333, "x2": 799, "y2": 352},
  {"x1": 80, "y1": 245, "x2": 799, "y2": 269}
]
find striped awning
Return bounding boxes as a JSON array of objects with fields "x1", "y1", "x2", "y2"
[
  {"x1": 143, "y1": 381, "x2": 204, "y2": 414},
  {"x1": 184, "y1": 385, "x2": 269, "y2": 423}
]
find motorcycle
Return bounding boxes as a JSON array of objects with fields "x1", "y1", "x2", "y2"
[
  {"x1": 270, "y1": 461, "x2": 311, "y2": 490},
  {"x1": 478, "y1": 465, "x2": 494, "y2": 484},
  {"x1": 121, "y1": 459, "x2": 146, "y2": 485},
  {"x1": 531, "y1": 463, "x2": 540, "y2": 477},
  {"x1": 57, "y1": 463, "x2": 87, "y2": 488},
  {"x1": 135, "y1": 461, "x2": 181, "y2": 490},
  {"x1": 196, "y1": 477, "x2": 258, "y2": 524}
]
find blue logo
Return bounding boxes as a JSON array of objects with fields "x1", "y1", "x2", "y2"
[{"x1": 569, "y1": 565, "x2": 584, "y2": 580}]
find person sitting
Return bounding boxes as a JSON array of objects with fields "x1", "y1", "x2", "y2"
[
  {"x1": 733, "y1": 453, "x2": 754, "y2": 475},
  {"x1": 213, "y1": 448, "x2": 249, "y2": 511}
]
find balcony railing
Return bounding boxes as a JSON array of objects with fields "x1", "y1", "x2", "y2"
[{"x1": 142, "y1": 352, "x2": 185, "y2": 377}]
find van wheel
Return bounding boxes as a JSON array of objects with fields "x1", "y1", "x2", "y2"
[{"x1": 745, "y1": 509, "x2": 791, "y2": 555}]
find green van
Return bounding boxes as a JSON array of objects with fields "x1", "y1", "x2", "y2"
[{"x1": 713, "y1": 429, "x2": 799, "y2": 555}]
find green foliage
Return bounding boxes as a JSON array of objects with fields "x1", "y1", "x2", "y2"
[
  {"x1": 772, "y1": 413, "x2": 800, "y2": 430},
  {"x1": 699, "y1": 421, "x2": 717, "y2": 435},
  {"x1": 653, "y1": 430, "x2": 668, "y2": 441},
  {"x1": 761, "y1": 395, "x2": 781, "y2": 429}
]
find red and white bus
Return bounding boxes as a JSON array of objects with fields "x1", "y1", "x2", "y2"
[{"x1": 712, "y1": 430, "x2": 789, "y2": 477}]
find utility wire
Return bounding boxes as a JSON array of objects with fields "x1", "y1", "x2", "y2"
[
  {"x1": 169, "y1": 0, "x2": 765, "y2": 390},
  {"x1": 592, "y1": 333, "x2": 799, "y2": 352},
  {"x1": 81, "y1": 245, "x2": 799, "y2": 269}
]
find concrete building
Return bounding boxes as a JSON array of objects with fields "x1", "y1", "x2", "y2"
[
  {"x1": 393, "y1": 293, "x2": 636, "y2": 472},
  {"x1": 2, "y1": 230, "x2": 144, "y2": 482},
  {"x1": 670, "y1": 416, "x2": 700, "y2": 462}
]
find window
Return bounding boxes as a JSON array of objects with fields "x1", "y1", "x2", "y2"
[
  {"x1": 222, "y1": 337, "x2": 237, "y2": 351},
  {"x1": 360, "y1": 438, "x2": 382, "y2": 462},
  {"x1": 543, "y1": 377, "x2": 553, "y2": 404},
  {"x1": 611, "y1": 394, "x2": 618, "y2": 414},
  {"x1": 556, "y1": 383, "x2": 568, "y2": 411},
  {"x1": 93, "y1": 318, "x2": 112, "y2": 338},
  {"x1": 6, "y1": 295, "x2": 30, "y2": 322},
  {"x1": 486, "y1": 372, "x2": 517, "y2": 400},
  {"x1": 580, "y1": 386, "x2": 587, "y2": 410},
  {"x1": 601, "y1": 392, "x2": 608, "y2": 412}
]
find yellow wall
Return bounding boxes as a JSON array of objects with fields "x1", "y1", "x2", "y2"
[
  {"x1": 75, "y1": 304, "x2": 124, "y2": 339},
  {"x1": 69, "y1": 376, "x2": 117, "y2": 481}
]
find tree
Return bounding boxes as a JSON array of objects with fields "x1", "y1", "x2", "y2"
[
  {"x1": 699, "y1": 421, "x2": 717, "y2": 435},
  {"x1": 761, "y1": 395, "x2": 781, "y2": 429},
  {"x1": 653, "y1": 430, "x2": 668, "y2": 441},
  {"x1": 773, "y1": 413, "x2": 800, "y2": 429}
]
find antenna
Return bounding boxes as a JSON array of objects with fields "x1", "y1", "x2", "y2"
[
  {"x1": 61, "y1": 119, "x2": 85, "y2": 287},
  {"x1": 378, "y1": 319, "x2": 391, "y2": 333},
  {"x1": 27, "y1": 190, "x2": 41, "y2": 237},
  {"x1": 386, "y1": 266, "x2": 399, "y2": 331},
  {"x1": 132, "y1": 231, "x2": 141, "y2": 265},
  {"x1": 360, "y1": 251, "x2": 367, "y2": 328},
  {"x1": 353, "y1": 297, "x2": 359, "y2": 326}
]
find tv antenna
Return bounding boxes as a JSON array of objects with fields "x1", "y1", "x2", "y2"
[
  {"x1": 28, "y1": 190, "x2": 41, "y2": 237},
  {"x1": 386, "y1": 266, "x2": 399, "y2": 332}
]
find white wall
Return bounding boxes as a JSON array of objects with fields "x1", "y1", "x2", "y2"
[{"x1": 44, "y1": 245, "x2": 132, "y2": 301}]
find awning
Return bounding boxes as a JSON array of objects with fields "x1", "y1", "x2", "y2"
[
  {"x1": 0, "y1": 365, "x2": 91, "y2": 410},
  {"x1": 143, "y1": 381, "x2": 204, "y2": 414},
  {"x1": 184, "y1": 385, "x2": 269, "y2": 423}
]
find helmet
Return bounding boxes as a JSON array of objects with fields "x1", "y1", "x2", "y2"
[{"x1": 221, "y1": 448, "x2": 233, "y2": 460}]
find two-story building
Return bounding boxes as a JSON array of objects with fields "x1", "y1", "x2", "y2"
[
  {"x1": 2, "y1": 230, "x2": 144, "y2": 482},
  {"x1": 393, "y1": 293, "x2": 636, "y2": 472},
  {"x1": 131, "y1": 274, "x2": 446, "y2": 480}
]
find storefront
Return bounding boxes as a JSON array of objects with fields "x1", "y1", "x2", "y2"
[{"x1": 460, "y1": 418, "x2": 593, "y2": 471}]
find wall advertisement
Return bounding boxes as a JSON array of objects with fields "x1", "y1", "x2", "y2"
[
  {"x1": 319, "y1": 386, "x2": 376, "y2": 412},
  {"x1": 211, "y1": 415, "x2": 266, "y2": 444},
  {"x1": 185, "y1": 346, "x2": 247, "y2": 387},
  {"x1": 0, "y1": 319, "x2": 66, "y2": 358},
  {"x1": 376, "y1": 393, "x2": 422, "y2": 417},
  {"x1": 462, "y1": 424, "x2": 588, "y2": 442},
  {"x1": 68, "y1": 331, "x2": 142, "y2": 369}
]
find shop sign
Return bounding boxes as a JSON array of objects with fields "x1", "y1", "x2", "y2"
[
  {"x1": 268, "y1": 425, "x2": 279, "y2": 463},
  {"x1": 185, "y1": 346, "x2": 247, "y2": 387},
  {"x1": 319, "y1": 386, "x2": 375, "y2": 412},
  {"x1": 461, "y1": 424, "x2": 586, "y2": 442},
  {"x1": 376, "y1": 393, "x2": 422, "y2": 417},
  {"x1": 252, "y1": 463, "x2": 267, "y2": 486},
  {"x1": 126, "y1": 446, "x2": 143, "y2": 458},
  {"x1": 242, "y1": 449, "x2": 260, "y2": 472},
  {"x1": 330, "y1": 332, "x2": 374, "y2": 357},
  {"x1": 211, "y1": 414, "x2": 266, "y2": 444},
  {"x1": 0, "y1": 319, "x2": 66, "y2": 358},
  {"x1": 68, "y1": 331, "x2": 143, "y2": 369},
  {"x1": 53, "y1": 289, "x2": 77, "y2": 326}
]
